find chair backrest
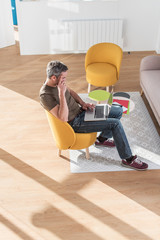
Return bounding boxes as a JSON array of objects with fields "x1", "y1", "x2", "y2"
[
  {"x1": 140, "y1": 55, "x2": 160, "y2": 72},
  {"x1": 45, "y1": 110, "x2": 76, "y2": 150},
  {"x1": 85, "y1": 42, "x2": 123, "y2": 79}
]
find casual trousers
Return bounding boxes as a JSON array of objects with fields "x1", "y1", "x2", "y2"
[{"x1": 69, "y1": 105, "x2": 132, "y2": 159}]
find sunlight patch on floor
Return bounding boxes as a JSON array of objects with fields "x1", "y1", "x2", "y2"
[
  {"x1": 78, "y1": 178, "x2": 160, "y2": 240},
  {"x1": 0, "y1": 85, "x2": 69, "y2": 182}
]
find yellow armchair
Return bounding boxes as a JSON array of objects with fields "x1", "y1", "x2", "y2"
[
  {"x1": 85, "y1": 42, "x2": 123, "y2": 92},
  {"x1": 45, "y1": 110, "x2": 97, "y2": 159}
]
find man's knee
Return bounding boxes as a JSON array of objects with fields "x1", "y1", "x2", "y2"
[
  {"x1": 117, "y1": 106, "x2": 123, "y2": 118},
  {"x1": 109, "y1": 106, "x2": 123, "y2": 119}
]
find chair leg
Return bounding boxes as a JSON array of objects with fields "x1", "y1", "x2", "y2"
[
  {"x1": 88, "y1": 83, "x2": 91, "y2": 93},
  {"x1": 111, "y1": 85, "x2": 114, "y2": 93},
  {"x1": 58, "y1": 149, "x2": 61, "y2": 157},
  {"x1": 85, "y1": 148, "x2": 90, "y2": 159},
  {"x1": 140, "y1": 89, "x2": 143, "y2": 96},
  {"x1": 106, "y1": 86, "x2": 109, "y2": 92}
]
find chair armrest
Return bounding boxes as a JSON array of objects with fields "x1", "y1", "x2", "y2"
[{"x1": 140, "y1": 55, "x2": 160, "y2": 71}]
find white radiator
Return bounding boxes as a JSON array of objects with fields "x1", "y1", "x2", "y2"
[{"x1": 60, "y1": 19, "x2": 123, "y2": 52}]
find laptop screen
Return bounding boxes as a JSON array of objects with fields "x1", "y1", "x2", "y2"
[{"x1": 94, "y1": 105, "x2": 105, "y2": 118}]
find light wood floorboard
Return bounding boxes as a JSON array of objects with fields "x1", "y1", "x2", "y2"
[{"x1": 0, "y1": 43, "x2": 160, "y2": 240}]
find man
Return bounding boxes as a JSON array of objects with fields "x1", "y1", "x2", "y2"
[{"x1": 40, "y1": 60, "x2": 148, "y2": 170}]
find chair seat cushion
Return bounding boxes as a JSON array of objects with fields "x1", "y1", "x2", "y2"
[
  {"x1": 70, "y1": 132, "x2": 97, "y2": 150},
  {"x1": 86, "y1": 62, "x2": 117, "y2": 87}
]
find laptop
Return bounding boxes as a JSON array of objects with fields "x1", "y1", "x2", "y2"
[{"x1": 84, "y1": 104, "x2": 111, "y2": 121}]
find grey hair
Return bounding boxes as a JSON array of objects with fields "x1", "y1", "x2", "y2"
[{"x1": 46, "y1": 60, "x2": 68, "y2": 79}]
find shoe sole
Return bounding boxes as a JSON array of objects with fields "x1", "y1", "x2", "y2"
[{"x1": 121, "y1": 163, "x2": 148, "y2": 171}]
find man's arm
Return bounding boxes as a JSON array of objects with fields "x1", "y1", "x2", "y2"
[
  {"x1": 68, "y1": 88, "x2": 84, "y2": 105},
  {"x1": 68, "y1": 88, "x2": 95, "y2": 111},
  {"x1": 50, "y1": 77, "x2": 69, "y2": 122}
]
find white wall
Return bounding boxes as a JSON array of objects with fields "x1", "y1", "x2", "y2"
[
  {"x1": 0, "y1": 0, "x2": 15, "y2": 48},
  {"x1": 155, "y1": 25, "x2": 160, "y2": 53},
  {"x1": 16, "y1": 0, "x2": 160, "y2": 55},
  {"x1": 118, "y1": 0, "x2": 160, "y2": 52}
]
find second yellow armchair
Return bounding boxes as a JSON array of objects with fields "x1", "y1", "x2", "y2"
[{"x1": 85, "y1": 42, "x2": 123, "y2": 92}]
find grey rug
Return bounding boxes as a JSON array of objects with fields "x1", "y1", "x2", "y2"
[{"x1": 70, "y1": 92, "x2": 160, "y2": 173}]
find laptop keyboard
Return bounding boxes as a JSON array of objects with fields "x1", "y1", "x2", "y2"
[{"x1": 94, "y1": 106, "x2": 104, "y2": 118}]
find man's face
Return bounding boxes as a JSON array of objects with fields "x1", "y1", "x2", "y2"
[
  {"x1": 51, "y1": 71, "x2": 68, "y2": 85},
  {"x1": 58, "y1": 71, "x2": 68, "y2": 83}
]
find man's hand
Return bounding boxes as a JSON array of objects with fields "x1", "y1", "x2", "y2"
[
  {"x1": 81, "y1": 102, "x2": 95, "y2": 111},
  {"x1": 57, "y1": 75, "x2": 67, "y2": 94}
]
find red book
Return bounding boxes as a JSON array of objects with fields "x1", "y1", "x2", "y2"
[{"x1": 112, "y1": 99, "x2": 130, "y2": 114}]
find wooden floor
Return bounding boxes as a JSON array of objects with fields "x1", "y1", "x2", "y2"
[{"x1": 0, "y1": 42, "x2": 160, "y2": 240}]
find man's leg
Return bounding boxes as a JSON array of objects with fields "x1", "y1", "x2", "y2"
[
  {"x1": 109, "y1": 105, "x2": 123, "y2": 119},
  {"x1": 70, "y1": 110, "x2": 132, "y2": 159},
  {"x1": 98, "y1": 105, "x2": 123, "y2": 139},
  {"x1": 70, "y1": 111, "x2": 148, "y2": 170}
]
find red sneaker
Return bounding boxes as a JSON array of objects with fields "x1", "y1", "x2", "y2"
[
  {"x1": 95, "y1": 139, "x2": 115, "y2": 147},
  {"x1": 122, "y1": 155, "x2": 148, "y2": 171}
]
